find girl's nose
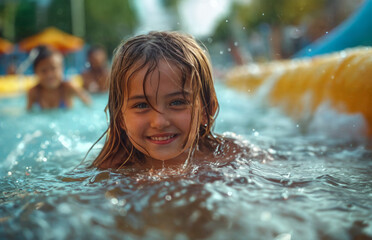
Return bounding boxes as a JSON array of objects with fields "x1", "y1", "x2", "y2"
[{"x1": 150, "y1": 111, "x2": 170, "y2": 129}]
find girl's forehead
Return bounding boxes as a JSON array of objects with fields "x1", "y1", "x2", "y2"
[
  {"x1": 36, "y1": 54, "x2": 62, "y2": 69},
  {"x1": 126, "y1": 60, "x2": 191, "y2": 96}
]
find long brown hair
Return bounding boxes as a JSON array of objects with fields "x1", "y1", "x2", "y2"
[{"x1": 91, "y1": 31, "x2": 219, "y2": 169}]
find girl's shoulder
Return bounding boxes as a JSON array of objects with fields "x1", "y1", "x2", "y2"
[
  {"x1": 28, "y1": 83, "x2": 41, "y2": 94},
  {"x1": 61, "y1": 80, "x2": 80, "y2": 95},
  {"x1": 201, "y1": 132, "x2": 272, "y2": 164}
]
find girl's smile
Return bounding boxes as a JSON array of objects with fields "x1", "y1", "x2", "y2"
[
  {"x1": 147, "y1": 133, "x2": 178, "y2": 144},
  {"x1": 122, "y1": 59, "x2": 197, "y2": 164}
]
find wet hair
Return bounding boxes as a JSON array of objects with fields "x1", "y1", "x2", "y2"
[
  {"x1": 32, "y1": 45, "x2": 61, "y2": 71},
  {"x1": 91, "y1": 31, "x2": 219, "y2": 169}
]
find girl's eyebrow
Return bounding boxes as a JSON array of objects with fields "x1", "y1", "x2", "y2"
[
  {"x1": 166, "y1": 91, "x2": 191, "y2": 98},
  {"x1": 128, "y1": 91, "x2": 191, "y2": 101}
]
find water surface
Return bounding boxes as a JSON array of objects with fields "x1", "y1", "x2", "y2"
[{"x1": 1, "y1": 83, "x2": 371, "y2": 240}]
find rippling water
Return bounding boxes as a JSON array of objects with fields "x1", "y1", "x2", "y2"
[{"x1": 1, "y1": 83, "x2": 372, "y2": 240}]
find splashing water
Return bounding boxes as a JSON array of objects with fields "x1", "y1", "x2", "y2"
[{"x1": 0, "y1": 84, "x2": 371, "y2": 239}]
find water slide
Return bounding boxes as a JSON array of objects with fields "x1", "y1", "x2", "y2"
[
  {"x1": 294, "y1": 0, "x2": 372, "y2": 57},
  {"x1": 226, "y1": 0, "x2": 372, "y2": 138}
]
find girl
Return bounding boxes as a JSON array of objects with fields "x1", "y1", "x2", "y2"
[
  {"x1": 91, "y1": 31, "x2": 258, "y2": 170},
  {"x1": 27, "y1": 45, "x2": 91, "y2": 110},
  {"x1": 81, "y1": 45, "x2": 110, "y2": 93}
]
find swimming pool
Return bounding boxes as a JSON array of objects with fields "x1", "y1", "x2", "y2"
[{"x1": 1, "y1": 82, "x2": 371, "y2": 239}]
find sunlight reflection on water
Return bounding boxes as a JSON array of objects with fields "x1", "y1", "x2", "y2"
[{"x1": 0, "y1": 85, "x2": 372, "y2": 239}]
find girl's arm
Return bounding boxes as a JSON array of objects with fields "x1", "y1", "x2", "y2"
[
  {"x1": 66, "y1": 82, "x2": 92, "y2": 106},
  {"x1": 26, "y1": 87, "x2": 37, "y2": 110}
]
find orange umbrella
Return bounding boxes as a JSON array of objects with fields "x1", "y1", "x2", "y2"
[
  {"x1": 0, "y1": 37, "x2": 14, "y2": 54},
  {"x1": 19, "y1": 27, "x2": 84, "y2": 53}
]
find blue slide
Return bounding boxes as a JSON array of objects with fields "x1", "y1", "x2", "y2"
[{"x1": 294, "y1": 0, "x2": 372, "y2": 58}]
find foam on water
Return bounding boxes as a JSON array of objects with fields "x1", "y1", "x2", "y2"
[{"x1": 1, "y1": 84, "x2": 371, "y2": 240}]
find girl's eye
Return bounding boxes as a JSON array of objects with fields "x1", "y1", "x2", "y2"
[
  {"x1": 133, "y1": 102, "x2": 149, "y2": 109},
  {"x1": 170, "y1": 99, "x2": 189, "y2": 107}
]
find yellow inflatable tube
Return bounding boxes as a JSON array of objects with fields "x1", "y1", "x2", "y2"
[
  {"x1": 226, "y1": 47, "x2": 372, "y2": 137},
  {"x1": 0, "y1": 74, "x2": 83, "y2": 97}
]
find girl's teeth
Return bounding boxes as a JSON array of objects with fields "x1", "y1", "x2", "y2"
[{"x1": 151, "y1": 135, "x2": 174, "y2": 141}]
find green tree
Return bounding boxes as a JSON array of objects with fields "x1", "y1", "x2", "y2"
[
  {"x1": 47, "y1": 0, "x2": 72, "y2": 33},
  {"x1": 84, "y1": 0, "x2": 138, "y2": 54},
  {"x1": 14, "y1": 1, "x2": 37, "y2": 41},
  {"x1": 242, "y1": 0, "x2": 325, "y2": 27},
  {"x1": 0, "y1": 1, "x2": 19, "y2": 40},
  {"x1": 213, "y1": 0, "x2": 326, "y2": 42}
]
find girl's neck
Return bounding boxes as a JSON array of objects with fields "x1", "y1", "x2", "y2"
[{"x1": 146, "y1": 155, "x2": 188, "y2": 171}]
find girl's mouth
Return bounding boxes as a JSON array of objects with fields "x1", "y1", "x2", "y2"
[{"x1": 147, "y1": 134, "x2": 178, "y2": 144}]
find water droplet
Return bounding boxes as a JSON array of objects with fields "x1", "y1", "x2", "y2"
[
  {"x1": 111, "y1": 198, "x2": 119, "y2": 205},
  {"x1": 225, "y1": 19, "x2": 229, "y2": 23},
  {"x1": 219, "y1": 50, "x2": 224, "y2": 55},
  {"x1": 234, "y1": 41, "x2": 238, "y2": 46},
  {"x1": 260, "y1": 211, "x2": 271, "y2": 221},
  {"x1": 275, "y1": 233, "x2": 292, "y2": 240},
  {"x1": 325, "y1": 31, "x2": 328, "y2": 34},
  {"x1": 58, "y1": 203, "x2": 72, "y2": 214},
  {"x1": 118, "y1": 200, "x2": 126, "y2": 206},
  {"x1": 296, "y1": 124, "x2": 299, "y2": 128},
  {"x1": 268, "y1": 148, "x2": 276, "y2": 154},
  {"x1": 8, "y1": 171, "x2": 12, "y2": 176},
  {"x1": 243, "y1": 26, "x2": 246, "y2": 30},
  {"x1": 262, "y1": 13, "x2": 265, "y2": 16},
  {"x1": 207, "y1": 37, "x2": 213, "y2": 43},
  {"x1": 308, "y1": 48, "x2": 312, "y2": 52},
  {"x1": 282, "y1": 192, "x2": 288, "y2": 200},
  {"x1": 227, "y1": 48, "x2": 231, "y2": 52},
  {"x1": 254, "y1": 132, "x2": 259, "y2": 137},
  {"x1": 165, "y1": 195, "x2": 172, "y2": 201}
]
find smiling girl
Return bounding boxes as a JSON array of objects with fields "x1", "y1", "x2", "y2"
[
  {"x1": 91, "y1": 31, "x2": 264, "y2": 171},
  {"x1": 27, "y1": 45, "x2": 91, "y2": 110}
]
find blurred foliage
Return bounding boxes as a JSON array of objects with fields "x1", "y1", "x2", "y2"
[
  {"x1": 47, "y1": 0, "x2": 72, "y2": 34},
  {"x1": 213, "y1": 0, "x2": 326, "y2": 42},
  {"x1": 237, "y1": 0, "x2": 325, "y2": 27},
  {"x1": 0, "y1": 0, "x2": 138, "y2": 54},
  {"x1": 162, "y1": 0, "x2": 181, "y2": 9},
  {"x1": 0, "y1": 1, "x2": 18, "y2": 40},
  {"x1": 85, "y1": 0, "x2": 138, "y2": 54},
  {"x1": 13, "y1": 1, "x2": 37, "y2": 41}
]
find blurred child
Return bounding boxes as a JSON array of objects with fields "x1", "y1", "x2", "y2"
[
  {"x1": 27, "y1": 46, "x2": 91, "y2": 110},
  {"x1": 90, "y1": 31, "x2": 268, "y2": 171},
  {"x1": 81, "y1": 45, "x2": 109, "y2": 93}
]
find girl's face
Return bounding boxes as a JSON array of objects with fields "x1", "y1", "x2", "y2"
[
  {"x1": 89, "y1": 50, "x2": 107, "y2": 69},
  {"x1": 35, "y1": 54, "x2": 63, "y2": 89},
  {"x1": 121, "y1": 60, "x2": 198, "y2": 164}
]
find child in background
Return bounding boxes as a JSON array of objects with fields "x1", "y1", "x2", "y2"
[
  {"x1": 91, "y1": 31, "x2": 263, "y2": 171},
  {"x1": 27, "y1": 45, "x2": 91, "y2": 110},
  {"x1": 81, "y1": 45, "x2": 109, "y2": 93}
]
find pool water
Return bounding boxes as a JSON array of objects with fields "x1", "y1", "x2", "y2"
[{"x1": 1, "y1": 83, "x2": 372, "y2": 240}]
